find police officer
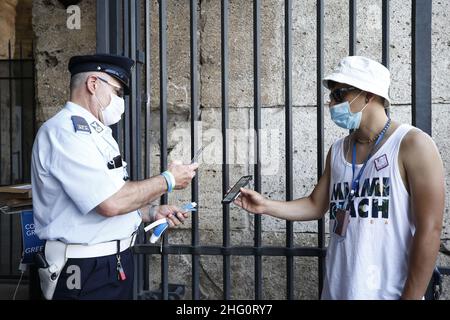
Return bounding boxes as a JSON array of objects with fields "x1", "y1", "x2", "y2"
[{"x1": 31, "y1": 54, "x2": 199, "y2": 300}]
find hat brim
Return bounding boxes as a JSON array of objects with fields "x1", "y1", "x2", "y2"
[
  {"x1": 107, "y1": 72, "x2": 131, "y2": 95},
  {"x1": 323, "y1": 73, "x2": 391, "y2": 106}
]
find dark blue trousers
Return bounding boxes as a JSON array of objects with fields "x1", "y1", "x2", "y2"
[{"x1": 53, "y1": 248, "x2": 134, "y2": 300}]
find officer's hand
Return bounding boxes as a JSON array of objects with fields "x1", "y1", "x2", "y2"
[
  {"x1": 168, "y1": 160, "x2": 199, "y2": 190},
  {"x1": 154, "y1": 205, "x2": 189, "y2": 228}
]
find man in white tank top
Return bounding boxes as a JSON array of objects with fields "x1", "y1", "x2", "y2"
[{"x1": 234, "y1": 56, "x2": 444, "y2": 300}]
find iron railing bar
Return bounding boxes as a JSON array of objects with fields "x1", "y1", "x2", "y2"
[
  {"x1": 20, "y1": 42, "x2": 25, "y2": 182},
  {"x1": 159, "y1": 0, "x2": 169, "y2": 300},
  {"x1": 123, "y1": 0, "x2": 131, "y2": 169},
  {"x1": 382, "y1": 0, "x2": 390, "y2": 69},
  {"x1": 349, "y1": 0, "x2": 356, "y2": 56},
  {"x1": 316, "y1": 0, "x2": 325, "y2": 299},
  {"x1": 31, "y1": 40, "x2": 36, "y2": 139},
  {"x1": 347, "y1": 1, "x2": 357, "y2": 162},
  {"x1": 190, "y1": 0, "x2": 201, "y2": 300},
  {"x1": 129, "y1": 0, "x2": 138, "y2": 180},
  {"x1": 96, "y1": 0, "x2": 110, "y2": 53},
  {"x1": 253, "y1": 0, "x2": 263, "y2": 301},
  {"x1": 145, "y1": 0, "x2": 152, "y2": 181},
  {"x1": 9, "y1": 41, "x2": 13, "y2": 185},
  {"x1": 109, "y1": 0, "x2": 121, "y2": 54},
  {"x1": 7, "y1": 33, "x2": 14, "y2": 269},
  {"x1": 0, "y1": 59, "x2": 34, "y2": 62},
  {"x1": 130, "y1": 0, "x2": 144, "y2": 300},
  {"x1": 221, "y1": 0, "x2": 231, "y2": 300},
  {"x1": 133, "y1": 245, "x2": 327, "y2": 257},
  {"x1": 284, "y1": 0, "x2": 294, "y2": 300},
  {"x1": 411, "y1": 0, "x2": 432, "y2": 135},
  {"x1": 0, "y1": 77, "x2": 34, "y2": 80},
  {"x1": 159, "y1": 0, "x2": 168, "y2": 203},
  {"x1": 382, "y1": 0, "x2": 390, "y2": 118},
  {"x1": 144, "y1": 0, "x2": 152, "y2": 293},
  {"x1": 134, "y1": 0, "x2": 142, "y2": 181},
  {"x1": 9, "y1": 215, "x2": 13, "y2": 274},
  {"x1": 119, "y1": 0, "x2": 125, "y2": 153},
  {"x1": 109, "y1": 0, "x2": 122, "y2": 142},
  {"x1": 0, "y1": 216, "x2": 2, "y2": 273},
  {"x1": 0, "y1": 77, "x2": 2, "y2": 183}
]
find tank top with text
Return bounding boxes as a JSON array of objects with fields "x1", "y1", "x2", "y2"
[{"x1": 321, "y1": 124, "x2": 417, "y2": 300}]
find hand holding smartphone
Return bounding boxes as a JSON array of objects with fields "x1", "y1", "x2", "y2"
[{"x1": 222, "y1": 176, "x2": 253, "y2": 204}]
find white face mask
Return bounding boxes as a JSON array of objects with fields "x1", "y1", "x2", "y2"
[
  {"x1": 101, "y1": 93, "x2": 125, "y2": 126},
  {"x1": 94, "y1": 82, "x2": 125, "y2": 126}
]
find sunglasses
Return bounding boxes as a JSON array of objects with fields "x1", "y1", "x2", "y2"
[
  {"x1": 329, "y1": 86, "x2": 359, "y2": 103},
  {"x1": 97, "y1": 76, "x2": 125, "y2": 98}
]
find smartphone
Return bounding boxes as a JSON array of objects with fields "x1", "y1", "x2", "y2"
[
  {"x1": 191, "y1": 145, "x2": 207, "y2": 164},
  {"x1": 222, "y1": 175, "x2": 253, "y2": 204},
  {"x1": 191, "y1": 140, "x2": 213, "y2": 164}
]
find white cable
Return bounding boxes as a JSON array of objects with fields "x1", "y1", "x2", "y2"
[
  {"x1": 12, "y1": 271, "x2": 25, "y2": 300},
  {"x1": 143, "y1": 218, "x2": 168, "y2": 233},
  {"x1": 13, "y1": 262, "x2": 27, "y2": 300}
]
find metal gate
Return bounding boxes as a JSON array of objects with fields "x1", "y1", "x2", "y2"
[
  {"x1": 96, "y1": 0, "x2": 433, "y2": 300},
  {"x1": 0, "y1": 41, "x2": 35, "y2": 285}
]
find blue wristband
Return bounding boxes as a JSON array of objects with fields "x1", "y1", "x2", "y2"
[{"x1": 161, "y1": 171, "x2": 173, "y2": 193}]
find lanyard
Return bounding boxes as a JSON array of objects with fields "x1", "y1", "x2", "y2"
[{"x1": 346, "y1": 118, "x2": 391, "y2": 209}]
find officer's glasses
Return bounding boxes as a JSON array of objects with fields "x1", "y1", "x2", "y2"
[
  {"x1": 97, "y1": 76, "x2": 124, "y2": 98},
  {"x1": 329, "y1": 86, "x2": 359, "y2": 103}
]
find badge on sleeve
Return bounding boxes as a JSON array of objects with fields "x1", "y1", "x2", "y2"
[
  {"x1": 71, "y1": 116, "x2": 91, "y2": 134},
  {"x1": 90, "y1": 121, "x2": 104, "y2": 133}
]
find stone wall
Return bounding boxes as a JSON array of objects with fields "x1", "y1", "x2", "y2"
[
  {"x1": 31, "y1": 0, "x2": 450, "y2": 300},
  {"x1": 32, "y1": 0, "x2": 96, "y2": 128},
  {"x1": 0, "y1": 0, "x2": 33, "y2": 184},
  {"x1": 0, "y1": 0, "x2": 19, "y2": 58},
  {"x1": 14, "y1": 0, "x2": 33, "y2": 59}
]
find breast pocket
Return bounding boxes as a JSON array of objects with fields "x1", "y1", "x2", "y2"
[
  {"x1": 90, "y1": 132, "x2": 128, "y2": 186},
  {"x1": 92, "y1": 134, "x2": 117, "y2": 162}
]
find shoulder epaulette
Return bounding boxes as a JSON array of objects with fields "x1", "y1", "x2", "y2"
[{"x1": 71, "y1": 116, "x2": 91, "y2": 134}]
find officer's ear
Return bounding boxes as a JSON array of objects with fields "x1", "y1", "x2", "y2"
[{"x1": 86, "y1": 75, "x2": 99, "y2": 95}]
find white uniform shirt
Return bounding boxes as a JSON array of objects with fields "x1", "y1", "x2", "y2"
[{"x1": 31, "y1": 102, "x2": 142, "y2": 245}]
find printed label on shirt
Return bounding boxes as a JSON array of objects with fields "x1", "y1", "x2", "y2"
[
  {"x1": 329, "y1": 177, "x2": 390, "y2": 221},
  {"x1": 374, "y1": 154, "x2": 389, "y2": 171}
]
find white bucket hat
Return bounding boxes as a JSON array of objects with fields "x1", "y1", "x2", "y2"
[{"x1": 323, "y1": 56, "x2": 391, "y2": 105}]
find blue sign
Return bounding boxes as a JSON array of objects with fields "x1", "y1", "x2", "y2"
[{"x1": 20, "y1": 210, "x2": 45, "y2": 264}]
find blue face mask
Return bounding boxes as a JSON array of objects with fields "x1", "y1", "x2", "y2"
[{"x1": 329, "y1": 91, "x2": 368, "y2": 129}]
